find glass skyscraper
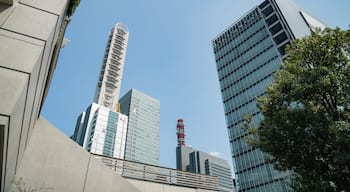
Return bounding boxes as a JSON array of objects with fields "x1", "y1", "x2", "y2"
[
  {"x1": 119, "y1": 89, "x2": 160, "y2": 165},
  {"x1": 212, "y1": 0, "x2": 324, "y2": 191}
]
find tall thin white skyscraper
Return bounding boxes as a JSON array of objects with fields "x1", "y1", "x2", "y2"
[
  {"x1": 94, "y1": 23, "x2": 129, "y2": 110},
  {"x1": 73, "y1": 23, "x2": 129, "y2": 159}
]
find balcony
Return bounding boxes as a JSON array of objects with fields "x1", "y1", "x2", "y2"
[{"x1": 93, "y1": 154, "x2": 220, "y2": 191}]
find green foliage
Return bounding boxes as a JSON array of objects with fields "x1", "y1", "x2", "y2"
[
  {"x1": 249, "y1": 28, "x2": 350, "y2": 191},
  {"x1": 11, "y1": 177, "x2": 54, "y2": 192},
  {"x1": 12, "y1": 177, "x2": 36, "y2": 192},
  {"x1": 67, "y1": 0, "x2": 81, "y2": 17}
]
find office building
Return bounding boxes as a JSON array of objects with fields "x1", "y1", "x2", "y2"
[
  {"x1": 72, "y1": 23, "x2": 129, "y2": 159},
  {"x1": 189, "y1": 151, "x2": 234, "y2": 192},
  {"x1": 176, "y1": 145, "x2": 195, "y2": 171},
  {"x1": 175, "y1": 119, "x2": 234, "y2": 192},
  {"x1": 119, "y1": 89, "x2": 160, "y2": 165},
  {"x1": 94, "y1": 23, "x2": 129, "y2": 110},
  {"x1": 73, "y1": 103, "x2": 128, "y2": 158},
  {"x1": 212, "y1": 0, "x2": 325, "y2": 191}
]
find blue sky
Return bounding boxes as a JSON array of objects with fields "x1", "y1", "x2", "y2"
[{"x1": 42, "y1": 0, "x2": 350, "y2": 170}]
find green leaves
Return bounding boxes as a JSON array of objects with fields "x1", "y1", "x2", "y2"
[
  {"x1": 67, "y1": 0, "x2": 81, "y2": 17},
  {"x1": 252, "y1": 28, "x2": 350, "y2": 191}
]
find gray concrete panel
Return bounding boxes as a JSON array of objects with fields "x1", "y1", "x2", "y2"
[
  {"x1": 20, "y1": 0, "x2": 68, "y2": 15},
  {"x1": 16, "y1": 53, "x2": 44, "y2": 172},
  {"x1": 0, "y1": 29, "x2": 45, "y2": 176},
  {"x1": 13, "y1": 117, "x2": 142, "y2": 192},
  {"x1": 13, "y1": 117, "x2": 89, "y2": 192},
  {"x1": 3, "y1": 4, "x2": 58, "y2": 40},
  {"x1": 0, "y1": 68, "x2": 29, "y2": 192},
  {"x1": 23, "y1": 55, "x2": 43, "y2": 150},
  {"x1": 0, "y1": 29, "x2": 44, "y2": 73},
  {"x1": 0, "y1": 68, "x2": 27, "y2": 117},
  {"x1": 84, "y1": 155, "x2": 141, "y2": 192},
  {"x1": 4, "y1": 91, "x2": 27, "y2": 192},
  {"x1": 126, "y1": 179, "x2": 216, "y2": 192}
]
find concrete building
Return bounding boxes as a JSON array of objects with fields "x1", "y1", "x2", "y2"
[
  {"x1": 212, "y1": 0, "x2": 325, "y2": 191},
  {"x1": 94, "y1": 23, "x2": 129, "y2": 110},
  {"x1": 0, "y1": 1, "x2": 219, "y2": 191},
  {"x1": 72, "y1": 103, "x2": 128, "y2": 159},
  {"x1": 0, "y1": 0, "x2": 71, "y2": 190},
  {"x1": 119, "y1": 89, "x2": 160, "y2": 165},
  {"x1": 175, "y1": 119, "x2": 234, "y2": 192}
]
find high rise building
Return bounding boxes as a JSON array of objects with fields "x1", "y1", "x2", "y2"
[
  {"x1": 212, "y1": 0, "x2": 325, "y2": 191},
  {"x1": 119, "y1": 89, "x2": 160, "y2": 165},
  {"x1": 73, "y1": 103, "x2": 128, "y2": 158},
  {"x1": 94, "y1": 23, "x2": 129, "y2": 110},
  {"x1": 175, "y1": 119, "x2": 234, "y2": 192},
  {"x1": 72, "y1": 22, "x2": 129, "y2": 159},
  {"x1": 189, "y1": 151, "x2": 234, "y2": 192}
]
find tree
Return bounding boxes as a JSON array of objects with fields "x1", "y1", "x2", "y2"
[
  {"x1": 67, "y1": 0, "x2": 81, "y2": 17},
  {"x1": 247, "y1": 28, "x2": 350, "y2": 191}
]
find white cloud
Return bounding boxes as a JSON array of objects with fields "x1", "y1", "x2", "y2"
[{"x1": 209, "y1": 152, "x2": 220, "y2": 157}]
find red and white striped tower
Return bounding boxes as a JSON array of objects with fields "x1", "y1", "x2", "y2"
[{"x1": 176, "y1": 119, "x2": 185, "y2": 146}]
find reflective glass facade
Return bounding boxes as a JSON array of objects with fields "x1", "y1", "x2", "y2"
[
  {"x1": 205, "y1": 160, "x2": 234, "y2": 192},
  {"x1": 119, "y1": 89, "x2": 160, "y2": 165},
  {"x1": 72, "y1": 103, "x2": 128, "y2": 159},
  {"x1": 187, "y1": 150, "x2": 234, "y2": 192},
  {"x1": 212, "y1": 0, "x2": 319, "y2": 191}
]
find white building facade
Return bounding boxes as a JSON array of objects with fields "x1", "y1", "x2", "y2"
[
  {"x1": 73, "y1": 23, "x2": 130, "y2": 159},
  {"x1": 94, "y1": 23, "x2": 129, "y2": 110},
  {"x1": 73, "y1": 103, "x2": 128, "y2": 159}
]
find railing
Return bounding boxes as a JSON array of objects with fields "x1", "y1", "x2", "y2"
[{"x1": 92, "y1": 154, "x2": 219, "y2": 191}]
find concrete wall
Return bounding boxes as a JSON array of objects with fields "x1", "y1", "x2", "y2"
[
  {"x1": 11, "y1": 117, "x2": 141, "y2": 192},
  {"x1": 13, "y1": 117, "x2": 215, "y2": 192},
  {"x1": 0, "y1": 1, "x2": 224, "y2": 192},
  {"x1": 0, "y1": 0, "x2": 69, "y2": 191},
  {"x1": 126, "y1": 179, "x2": 216, "y2": 192}
]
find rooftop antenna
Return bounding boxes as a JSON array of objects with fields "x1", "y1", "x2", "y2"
[{"x1": 176, "y1": 119, "x2": 185, "y2": 146}]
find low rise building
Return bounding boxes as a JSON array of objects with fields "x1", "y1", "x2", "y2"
[{"x1": 175, "y1": 119, "x2": 234, "y2": 192}]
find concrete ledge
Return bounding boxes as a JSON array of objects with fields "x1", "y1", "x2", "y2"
[
  {"x1": 126, "y1": 179, "x2": 216, "y2": 192},
  {"x1": 12, "y1": 117, "x2": 141, "y2": 192}
]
